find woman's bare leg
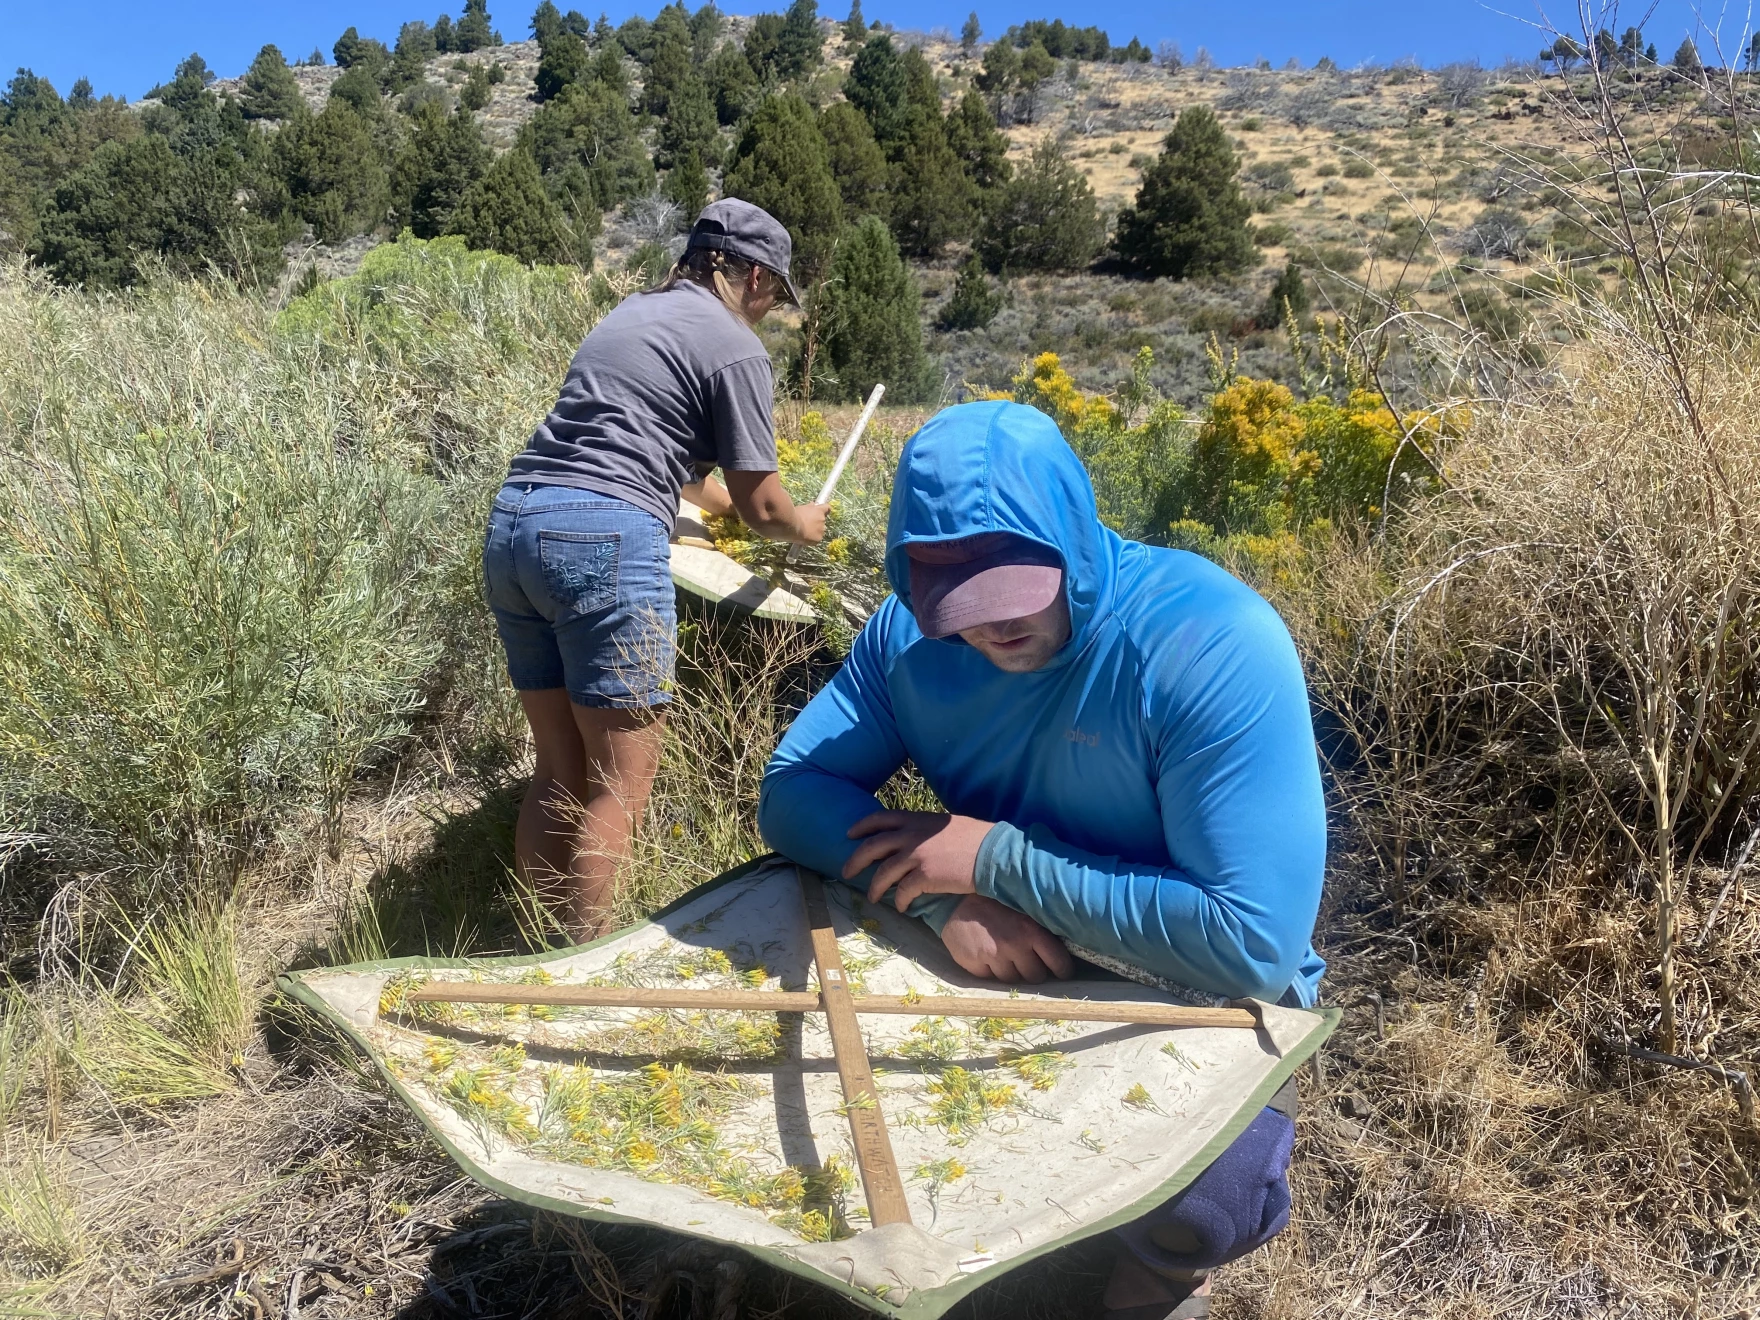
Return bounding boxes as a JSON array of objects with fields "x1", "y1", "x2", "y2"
[
  {"x1": 565, "y1": 701, "x2": 667, "y2": 936},
  {"x1": 513, "y1": 689, "x2": 665, "y2": 940}
]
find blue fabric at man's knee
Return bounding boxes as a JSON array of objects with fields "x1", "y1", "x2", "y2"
[{"x1": 1114, "y1": 1106, "x2": 1295, "y2": 1273}]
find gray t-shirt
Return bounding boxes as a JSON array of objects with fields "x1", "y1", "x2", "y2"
[{"x1": 507, "y1": 280, "x2": 777, "y2": 532}]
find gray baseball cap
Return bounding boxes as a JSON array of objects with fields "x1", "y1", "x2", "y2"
[{"x1": 685, "y1": 198, "x2": 801, "y2": 306}]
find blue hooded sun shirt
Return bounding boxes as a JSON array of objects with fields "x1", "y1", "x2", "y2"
[{"x1": 758, "y1": 401, "x2": 1326, "y2": 1005}]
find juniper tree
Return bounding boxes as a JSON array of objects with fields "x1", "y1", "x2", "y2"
[
  {"x1": 774, "y1": 0, "x2": 824, "y2": 81},
  {"x1": 1113, "y1": 105, "x2": 1256, "y2": 280},
  {"x1": 532, "y1": 0, "x2": 564, "y2": 43},
  {"x1": 34, "y1": 134, "x2": 279, "y2": 287},
  {"x1": 975, "y1": 39, "x2": 1019, "y2": 122},
  {"x1": 643, "y1": 23, "x2": 693, "y2": 116},
  {"x1": 721, "y1": 91, "x2": 843, "y2": 279},
  {"x1": 886, "y1": 107, "x2": 978, "y2": 257},
  {"x1": 977, "y1": 133, "x2": 1100, "y2": 272},
  {"x1": 535, "y1": 29, "x2": 589, "y2": 99},
  {"x1": 960, "y1": 12, "x2": 981, "y2": 55},
  {"x1": 843, "y1": 0, "x2": 867, "y2": 48},
  {"x1": 944, "y1": 88, "x2": 1011, "y2": 195},
  {"x1": 1016, "y1": 41, "x2": 1055, "y2": 123},
  {"x1": 937, "y1": 250, "x2": 1001, "y2": 330},
  {"x1": 845, "y1": 34, "x2": 911, "y2": 147},
  {"x1": 817, "y1": 213, "x2": 928, "y2": 401},
  {"x1": 455, "y1": 0, "x2": 501, "y2": 51},
  {"x1": 704, "y1": 42, "x2": 756, "y2": 123},
  {"x1": 459, "y1": 62, "x2": 495, "y2": 109},
  {"x1": 689, "y1": 4, "x2": 722, "y2": 62},
  {"x1": 521, "y1": 78, "x2": 653, "y2": 209},
  {"x1": 272, "y1": 98, "x2": 390, "y2": 243},
  {"x1": 433, "y1": 14, "x2": 458, "y2": 51},
  {"x1": 656, "y1": 73, "x2": 721, "y2": 169},
  {"x1": 388, "y1": 22, "x2": 439, "y2": 90},
  {"x1": 818, "y1": 100, "x2": 887, "y2": 216},
  {"x1": 663, "y1": 148, "x2": 709, "y2": 214},
  {"x1": 390, "y1": 101, "x2": 491, "y2": 236},
  {"x1": 744, "y1": 14, "x2": 785, "y2": 81},
  {"x1": 449, "y1": 148, "x2": 569, "y2": 261},
  {"x1": 1672, "y1": 38, "x2": 1700, "y2": 72},
  {"x1": 240, "y1": 45, "x2": 304, "y2": 120},
  {"x1": 1256, "y1": 258, "x2": 1308, "y2": 328}
]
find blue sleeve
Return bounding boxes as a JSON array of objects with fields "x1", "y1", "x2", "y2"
[
  {"x1": 758, "y1": 602, "x2": 964, "y2": 932},
  {"x1": 974, "y1": 599, "x2": 1326, "y2": 1003}
]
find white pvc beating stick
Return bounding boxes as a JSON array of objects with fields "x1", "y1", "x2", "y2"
[
  {"x1": 776, "y1": 382, "x2": 885, "y2": 579},
  {"x1": 814, "y1": 381, "x2": 886, "y2": 505}
]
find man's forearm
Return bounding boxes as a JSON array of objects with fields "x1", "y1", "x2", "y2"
[{"x1": 975, "y1": 822, "x2": 1318, "y2": 1002}]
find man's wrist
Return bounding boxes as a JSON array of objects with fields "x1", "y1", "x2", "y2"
[{"x1": 972, "y1": 819, "x2": 1020, "y2": 900}]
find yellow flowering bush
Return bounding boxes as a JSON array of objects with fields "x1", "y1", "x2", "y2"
[{"x1": 1188, "y1": 378, "x2": 1456, "y2": 536}]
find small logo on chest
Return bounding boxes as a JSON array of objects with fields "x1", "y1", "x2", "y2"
[{"x1": 1065, "y1": 727, "x2": 1101, "y2": 748}]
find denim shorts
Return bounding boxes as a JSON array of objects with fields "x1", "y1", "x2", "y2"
[{"x1": 482, "y1": 483, "x2": 676, "y2": 708}]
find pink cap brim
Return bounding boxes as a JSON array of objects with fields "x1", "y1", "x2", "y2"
[{"x1": 909, "y1": 560, "x2": 1064, "y2": 640}]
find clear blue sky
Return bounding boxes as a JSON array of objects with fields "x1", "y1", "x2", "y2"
[{"x1": 1, "y1": 0, "x2": 1741, "y2": 102}]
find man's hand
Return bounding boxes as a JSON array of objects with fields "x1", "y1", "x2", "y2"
[
  {"x1": 940, "y1": 894, "x2": 1074, "y2": 984},
  {"x1": 845, "y1": 810, "x2": 992, "y2": 911}
]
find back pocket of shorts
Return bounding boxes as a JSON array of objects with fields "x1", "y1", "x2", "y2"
[{"x1": 538, "y1": 530, "x2": 620, "y2": 617}]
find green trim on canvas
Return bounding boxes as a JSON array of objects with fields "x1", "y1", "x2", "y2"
[{"x1": 277, "y1": 858, "x2": 1339, "y2": 1319}]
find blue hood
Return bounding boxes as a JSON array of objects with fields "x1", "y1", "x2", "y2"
[{"x1": 884, "y1": 401, "x2": 1120, "y2": 665}]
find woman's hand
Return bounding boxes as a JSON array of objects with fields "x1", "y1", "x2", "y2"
[
  {"x1": 844, "y1": 810, "x2": 994, "y2": 911},
  {"x1": 939, "y1": 895, "x2": 1073, "y2": 983}
]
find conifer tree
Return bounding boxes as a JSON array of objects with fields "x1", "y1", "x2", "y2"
[
  {"x1": 944, "y1": 88, "x2": 1010, "y2": 194},
  {"x1": 774, "y1": 0, "x2": 824, "y2": 81},
  {"x1": 843, "y1": 0, "x2": 867, "y2": 49},
  {"x1": 818, "y1": 101, "x2": 887, "y2": 216},
  {"x1": 663, "y1": 147, "x2": 709, "y2": 214},
  {"x1": 977, "y1": 133, "x2": 1100, "y2": 272},
  {"x1": 531, "y1": 0, "x2": 564, "y2": 44},
  {"x1": 590, "y1": 41, "x2": 630, "y2": 97},
  {"x1": 459, "y1": 62, "x2": 495, "y2": 109},
  {"x1": 241, "y1": 44, "x2": 304, "y2": 120},
  {"x1": 390, "y1": 101, "x2": 491, "y2": 236},
  {"x1": 644, "y1": 24, "x2": 693, "y2": 116},
  {"x1": 1016, "y1": 41, "x2": 1055, "y2": 123},
  {"x1": 817, "y1": 214, "x2": 928, "y2": 401},
  {"x1": 434, "y1": 14, "x2": 458, "y2": 51},
  {"x1": 886, "y1": 107, "x2": 976, "y2": 257},
  {"x1": 1113, "y1": 105, "x2": 1256, "y2": 280},
  {"x1": 535, "y1": 29, "x2": 590, "y2": 100},
  {"x1": 449, "y1": 147, "x2": 569, "y2": 261},
  {"x1": 272, "y1": 98, "x2": 390, "y2": 243},
  {"x1": 974, "y1": 39, "x2": 1019, "y2": 123},
  {"x1": 721, "y1": 91, "x2": 843, "y2": 279},
  {"x1": 388, "y1": 22, "x2": 439, "y2": 90},
  {"x1": 704, "y1": 42, "x2": 756, "y2": 123},
  {"x1": 744, "y1": 14, "x2": 785, "y2": 80},
  {"x1": 521, "y1": 79, "x2": 653, "y2": 209},
  {"x1": 455, "y1": 0, "x2": 501, "y2": 51},
  {"x1": 657, "y1": 74, "x2": 720, "y2": 168},
  {"x1": 938, "y1": 250, "x2": 1001, "y2": 329},
  {"x1": 960, "y1": 12, "x2": 981, "y2": 55},
  {"x1": 1256, "y1": 258, "x2": 1308, "y2": 328},
  {"x1": 845, "y1": 34, "x2": 911, "y2": 147},
  {"x1": 333, "y1": 27, "x2": 366, "y2": 68},
  {"x1": 689, "y1": 3, "x2": 722, "y2": 62},
  {"x1": 1672, "y1": 38, "x2": 1700, "y2": 71}
]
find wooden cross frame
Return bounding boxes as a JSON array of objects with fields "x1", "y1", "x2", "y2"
[{"x1": 404, "y1": 869, "x2": 1260, "y2": 1229}]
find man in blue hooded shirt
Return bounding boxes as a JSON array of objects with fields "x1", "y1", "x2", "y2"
[{"x1": 758, "y1": 401, "x2": 1326, "y2": 1319}]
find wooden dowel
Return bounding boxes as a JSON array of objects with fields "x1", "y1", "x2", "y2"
[
  {"x1": 801, "y1": 870, "x2": 913, "y2": 1228},
  {"x1": 401, "y1": 981, "x2": 1258, "y2": 1030}
]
